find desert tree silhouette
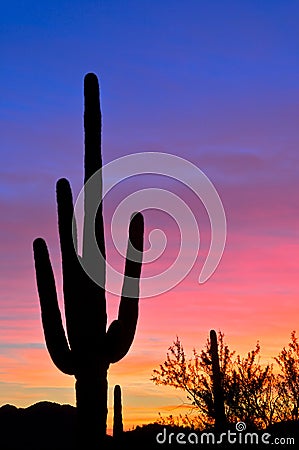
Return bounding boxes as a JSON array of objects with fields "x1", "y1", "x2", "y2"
[{"x1": 33, "y1": 73, "x2": 144, "y2": 448}]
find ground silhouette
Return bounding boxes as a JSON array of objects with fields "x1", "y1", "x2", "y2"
[{"x1": 1, "y1": 401, "x2": 298, "y2": 449}]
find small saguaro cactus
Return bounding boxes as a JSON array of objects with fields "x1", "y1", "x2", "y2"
[
  {"x1": 113, "y1": 384, "x2": 123, "y2": 440},
  {"x1": 210, "y1": 329, "x2": 227, "y2": 431},
  {"x1": 33, "y1": 73, "x2": 144, "y2": 448}
]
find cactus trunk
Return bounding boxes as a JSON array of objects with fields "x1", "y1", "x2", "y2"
[
  {"x1": 210, "y1": 329, "x2": 226, "y2": 431},
  {"x1": 113, "y1": 385, "x2": 123, "y2": 440},
  {"x1": 75, "y1": 366, "x2": 108, "y2": 446}
]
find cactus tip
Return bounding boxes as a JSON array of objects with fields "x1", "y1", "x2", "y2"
[
  {"x1": 210, "y1": 329, "x2": 217, "y2": 339},
  {"x1": 84, "y1": 72, "x2": 99, "y2": 88}
]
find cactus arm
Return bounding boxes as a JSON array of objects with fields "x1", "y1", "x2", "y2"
[
  {"x1": 56, "y1": 177, "x2": 84, "y2": 351},
  {"x1": 120, "y1": 211, "x2": 144, "y2": 298},
  {"x1": 106, "y1": 212, "x2": 144, "y2": 363},
  {"x1": 57, "y1": 178, "x2": 78, "y2": 271},
  {"x1": 33, "y1": 238, "x2": 75, "y2": 375}
]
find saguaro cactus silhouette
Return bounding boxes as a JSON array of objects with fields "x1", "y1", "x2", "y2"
[
  {"x1": 33, "y1": 73, "x2": 144, "y2": 447},
  {"x1": 210, "y1": 329, "x2": 227, "y2": 431},
  {"x1": 113, "y1": 384, "x2": 123, "y2": 440}
]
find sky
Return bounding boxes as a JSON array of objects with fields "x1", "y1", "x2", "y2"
[{"x1": 0, "y1": 0, "x2": 299, "y2": 432}]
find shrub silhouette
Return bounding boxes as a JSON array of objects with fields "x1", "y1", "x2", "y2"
[
  {"x1": 33, "y1": 73, "x2": 144, "y2": 448},
  {"x1": 275, "y1": 331, "x2": 299, "y2": 421},
  {"x1": 152, "y1": 331, "x2": 293, "y2": 429}
]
